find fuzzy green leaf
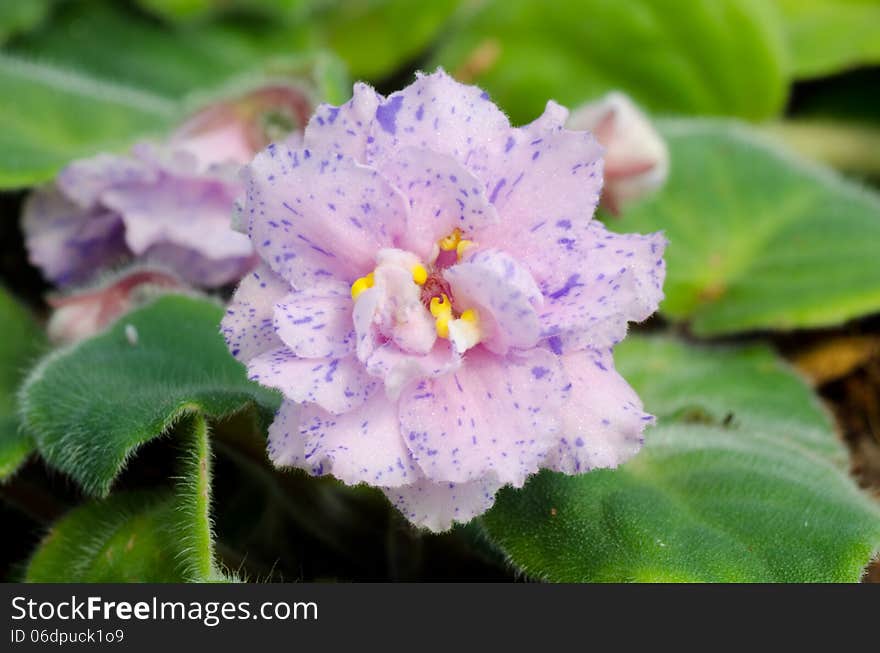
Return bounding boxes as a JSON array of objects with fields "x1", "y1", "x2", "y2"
[
  {"x1": 432, "y1": 0, "x2": 788, "y2": 123},
  {"x1": 615, "y1": 119, "x2": 880, "y2": 336},
  {"x1": 26, "y1": 413, "x2": 225, "y2": 582},
  {"x1": 481, "y1": 336, "x2": 880, "y2": 582},
  {"x1": 776, "y1": 0, "x2": 880, "y2": 78},
  {"x1": 0, "y1": 288, "x2": 45, "y2": 480},
  {"x1": 20, "y1": 294, "x2": 281, "y2": 497}
]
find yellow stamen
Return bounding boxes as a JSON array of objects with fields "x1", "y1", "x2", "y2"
[
  {"x1": 435, "y1": 315, "x2": 450, "y2": 339},
  {"x1": 460, "y1": 308, "x2": 478, "y2": 323},
  {"x1": 411, "y1": 264, "x2": 428, "y2": 285},
  {"x1": 456, "y1": 239, "x2": 474, "y2": 260},
  {"x1": 448, "y1": 307, "x2": 481, "y2": 352},
  {"x1": 350, "y1": 272, "x2": 374, "y2": 300},
  {"x1": 429, "y1": 294, "x2": 453, "y2": 338},
  {"x1": 439, "y1": 228, "x2": 462, "y2": 251}
]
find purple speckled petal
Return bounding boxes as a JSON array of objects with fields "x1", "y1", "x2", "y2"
[
  {"x1": 547, "y1": 348, "x2": 653, "y2": 473},
  {"x1": 274, "y1": 287, "x2": 356, "y2": 359},
  {"x1": 22, "y1": 188, "x2": 128, "y2": 287},
  {"x1": 247, "y1": 348, "x2": 378, "y2": 415},
  {"x1": 243, "y1": 144, "x2": 408, "y2": 287},
  {"x1": 221, "y1": 263, "x2": 290, "y2": 364},
  {"x1": 296, "y1": 392, "x2": 417, "y2": 487},
  {"x1": 540, "y1": 221, "x2": 667, "y2": 353},
  {"x1": 382, "y1": 474, "x2": 502, "y2": 532},
  {"x1": 377, "y1": 147, "x2": 499, "y2": 260},
  {"x1": 302, "y1": 83, "x2": 381, "y2": 164},
  {"x1": 475, "y1": 124, "x2": 604, "y2": 290},
  {"x1": 444, "y1": 248, "x2": 543, "y2": 355},
  {"x1": 365, "y1": 339, "x2": 461, "y2": 399},
  {"x1": 365, "y1": 70, "x2": 510, "y2": 180},
  {"x1": 266, "y1": 400, "x2": 304, "y2": 467},
  {"x1": 526, "y1": 100, "x2": 570, "y2": 132},
  {"x1": 400, "y1": 347, "x2": 568, "y2": 486}
]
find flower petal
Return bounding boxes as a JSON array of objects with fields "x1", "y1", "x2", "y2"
[
  {"x1": 476, "y1": 124, "x2": 604, "y2": 289},
  {"x1": 366, "y1": 69, "x2": 511, "y2": 180},
  {"x1": 266, "y1": 399, "x2": 304, "y2": 467},
  {"x1": 444, "y1": 249, "x2": 543, "y2": 354},
  {"x1": 540, "y1": 221, "x2": 666, "y2": 353},
  {"x1": 243, "y1": 145, "x2": 408, "y2": 287},
  {"x1": 302, "y1": 82, "x2": 382, "y2": 164},
  {"x1": 142, "y1": 242, "x2": 255, "y2": 287},
  {"x1": 365, "y1": 339, "x2": 461, "y2": 399},
  {"x1": 22, "y1": 188, "x2": 127, "y2": 287},
  {"x1": 547, "y1": 348, "x2": 654, "y2": 473},
  {"x1": 376, "y1": 147, "x2": 499, "y2": 259},
  {"x1": 400, "y1": 347, "x2": 569, "y2": 486},
  {"x1": 103, "y1": 176, "x2": 251, "y2": 261},
  {"x1": 222, "y1": 264, "x2": 290, "y2": 364},
  {"x1": 274, "y1": 287, "x2": 355, "y2": 359},
  {"x1": 296, "y1": 391, "x2": 417, "y2": 487},
  {"x1": 57, "y1": 153, "x2": 155, "y2": 208},
  {"x1": 382, "y1": 474, "x2": 502, "y2": 532},
  {"x1": 247, "y1": 348, "x2": 378, "y2": 415}
]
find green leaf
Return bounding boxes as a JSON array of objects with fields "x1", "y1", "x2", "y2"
[
  {"x1": 0, "y1": 288, "x2": 45, "y2": 481},
  {"x1": 26, "y1": 413, "x2": 225, "y2": 582},
  {"x1": 775, "y1": 0, "x2": 880, "y2": 78},
  {"x1": 615, "y1": 119, "x2": 880, "y2": 336},
  {"x1": 0, "y1": 53, "x2": 177, "y2": 189},
  {"x1": 0, "y1": 0, "x2": 54, "y2": 43},
  {"x1": 10, "y1": 3, "x2": 296, "y2": 99},
  {"x1": 312, "y1": 0, "x2": 462, "y2": 79},
  {"x1": 20, "y1": 294, "x2": 281, "y2": 497},
  {"x1": 431, "y1": 0, "x2": 788, "y2": 123},
  {"x1": 482, "y1": 336, "x2": 880, "y2": 582},
  {"x1": 136, "y1": 0, "x2": 311, "y2": 24}
]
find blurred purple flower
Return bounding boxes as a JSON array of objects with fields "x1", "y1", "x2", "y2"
[
  {"x1": 23, "y1": 85, "x2": 315, "y2": 289},
  {"x1": 223, "y1": 70, "x2": 666, "y2": 531}
]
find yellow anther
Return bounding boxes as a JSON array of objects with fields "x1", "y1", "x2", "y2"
[
  {"x1": 411, "y1": 264, "x2": 428, "y2": 285},
  {"x1": 448, "y1": 307, "x2": 482, "y2": 352},
  {"x1": 429, "y1": 294, "x2": 452, "y2": 319},
  {"x1": 456, "y1": 239, "x2": 474, "y2": 260},
  {"x1": 435, "y1": 315, "x2": 450, "y2": 339},
  {"x1": 350, "y1": 272, "x2": 374, "y2": 300},
  {"x1": 439, "y1": 228, "x2": 462, "y2": 251},
  {"x1": 460, "y1": 308, "x2": 479, "y2": 323},
  {"x1": 429, "y1": 294, "x2": 453, "y2": 338}
]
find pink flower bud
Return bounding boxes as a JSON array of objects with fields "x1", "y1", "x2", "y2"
[
  {"x1": 46, "y1": 267, "x2": 184, "y2": 345},
  {"x1": 568, "y1": 92, "x2": 669, "y2": 214}
]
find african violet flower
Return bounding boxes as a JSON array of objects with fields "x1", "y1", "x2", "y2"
[
  {"x1": 22, "y1": 85, "x2": 314, "y2": 290},
  {"x1": 222, "y1": 70, "x2": 666, "y2": 531},
  {"x1": 568, "y1": 92, "x2": 669, "y2": 214}
]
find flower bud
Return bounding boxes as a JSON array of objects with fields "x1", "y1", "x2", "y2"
[
  {"x1": 46, "y1": 267, "x2": 184, "y2": 345},
  {"x1": 568, "y1": 92, "x2": 669, "y2": 214}
]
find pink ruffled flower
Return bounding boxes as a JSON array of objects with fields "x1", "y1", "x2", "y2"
[
  {"x1": 223, "y1": 70, "x2": 666, "y2": 531},
  {"x1": 22, "y1": 85, "x2": 314, "y2": 289}
]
